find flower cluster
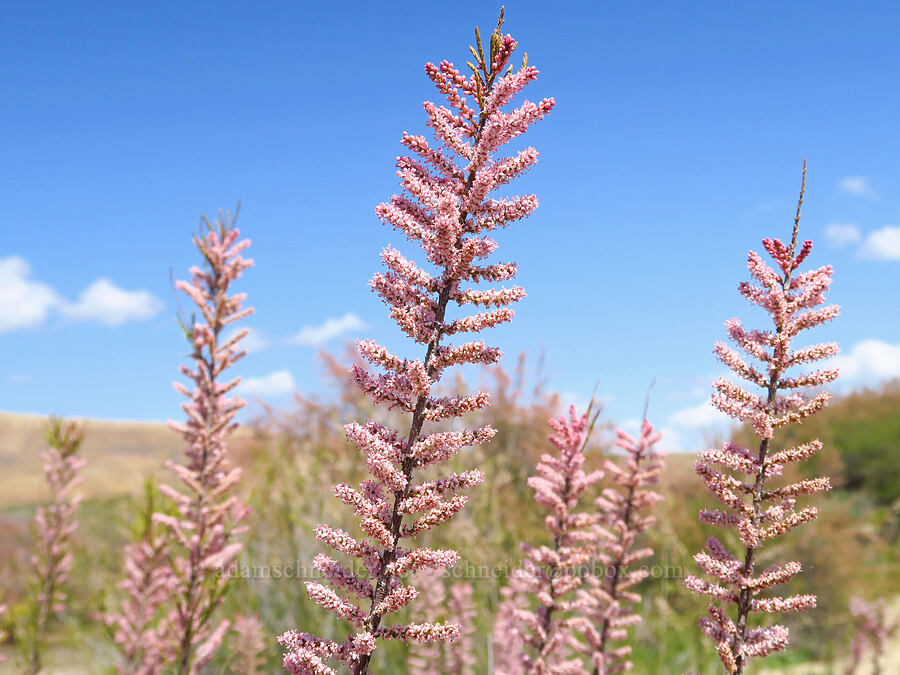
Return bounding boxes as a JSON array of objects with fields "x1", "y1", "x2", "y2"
[
  {"x1": 408, "y1": 571, "x2": 476, "y2": 675},
  {"x1": 108, "y1": 212, "x2": 254, "y2": 674},
  {"x1": 278, "y1": 9, "x2": 553, "y2": 674},
  {"x1": 575, "y1": 419, "x2": 665, "y2": 674},
  {"x1": 844, "y1": 596, "x2": 899, "y2": 675},
  {"x1": 27, "y1": 417, "x2": 86, "y2": 675},
  {"x1": 686, "y1": 169, "x2": 839, "y2": 674},
  {"x1": 106, "y1": 481, "x2": 173, "y2": 674},
  {"x1": 231, "y1": 613, "x2": 269, "y2": 675},
  {"x1": 506, "y1": 406, "x2": 604, "y2": 673}
]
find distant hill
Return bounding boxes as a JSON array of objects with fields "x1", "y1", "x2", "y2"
[
  {"x1": 0, "y1": 412, "x2": 181, "y2": 507},
  {"x1": 731, "y1": 380, "x2": 900, "y2": 504}
]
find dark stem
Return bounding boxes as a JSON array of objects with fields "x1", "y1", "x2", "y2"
[
  {"x1": 353, "y1": 87, "x2": 496, "y2": 675},
  {"x1": 592, "y1": 430, "x2": 647, "y2": 675}
]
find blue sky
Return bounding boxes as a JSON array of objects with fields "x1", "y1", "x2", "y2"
[{"x1": 2, "y1": 1, "x2": 899, "y2": 450}]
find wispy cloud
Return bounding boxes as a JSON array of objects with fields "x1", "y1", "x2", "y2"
[
  {"x1": 0, "y1": 256, "x2": 164, "y2": 332},
  {"x1": 858, "y1": 225, "x2": 900, "y2": 261},
  {"x1": 0, "y1": 257, "x2": 62, "y2": 333},
  {"x1": 287, "y1": 312, "x2": 366, "y2": 346},
  {"x1": 238, "y1": 370, "x2": 297, "y2": 397},
  {"x1": 668, "y1": 400, "x2": 729, "y2": 429},
  {"x1": 224, "y1": 327, "x2": 270, "y2": 353},
  {"x1": 823, "y1": 223, "x2": 861, "y2": 248},
  {"x1": 829, "y1": 339, "x2": 900, "y2": 383},
  {"x1": 61, "y1": 278, "x2": 164, "y2": 326},
  {"x1": 838, "y1": 176, "x2": 876, "y2": 198}
]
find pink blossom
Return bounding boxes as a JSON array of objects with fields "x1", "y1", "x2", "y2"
[
  {"x1": 686, "y1": 164, "x2": 839, "y2": 674},
  {"x1": 279, "y1": 10, "x2": 552, "y2": 674},
  {"x1": 844, "y1": 596, "x2": 900, "y2": 675},
  {"x1": 408, "y1": 571, "x2": 477, "y2": 675},
  {"x1": 26, "y1": 418, "x2": 86, "y2": 675},
  {"x1": 107, "y1": 209, "x2": 253, "y2": 674}
]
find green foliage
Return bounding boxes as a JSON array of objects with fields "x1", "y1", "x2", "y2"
[
  {"x1": 1, "y1": 367, "x2": 897, "y2": 671},
  {"x1": 733, "y1": 380, "x2": 900, "y2": 505}
]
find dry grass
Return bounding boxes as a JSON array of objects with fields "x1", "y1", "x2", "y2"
[{"x1": 0, "y1": 412, "x2": 181, "y2": 508}]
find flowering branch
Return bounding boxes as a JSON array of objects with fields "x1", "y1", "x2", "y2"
[
  {"x1": 578, "y1": 419, "x2": 664, "y2": 674},
  {"x1": 106, "y1": 480, "x2": 173, "y2": 674},
  {"x1": 231, "y1": 613, "x2": 269, "y2": 675},
  {"x1": 153, "y1": 209, "x2": 254, "y2": 674},
  {"x1": 509, "y1": 405, "x2": 604, "y2": 673},
  {"x1": 26, "y1": 417, "x2": 85, "y2": 675},
  {"x1": 278, "y1": 9, "x2": 553, "y2": 674},
  {"x1": 844, "y1": 597, "x2": 899, "y2": 675},
  {"x1": 685, "y1": 163, "x2": 840, "y2": 674},
  {"x1": 408, "y1": 571, "x2": 476, "y2": 674}
]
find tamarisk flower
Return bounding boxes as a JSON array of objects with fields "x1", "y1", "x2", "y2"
[
  {"x1": 575, "y1": 420, "x2": 664, "y2": 675},
  {"x1": 844, "y1": 597, "x2": 899, "y2": 675},
  {"x1": 278, "y1": 10, "x2": 553, "y2": 675},
  {"x1": 26, "y1": 417, "x2": 86, "y2": 675},
  {"x1": 685, "y1": 164, "x2": 839, "y2": 674},
  {"x1": 492, "y1": 585, "x2": 527, "y2": 675},
  {"x1": 106, "y1": 480, "x2": 173, "y2": 674},
  {"x1": 152, "y1": 211, "x2": 253, "y2": 674},
  {"x1": 408, "y1": 571, "x2": 477, "y2": 674},
  {"x1": 506, "y1": 406, "x2": 604, "y2": 673},
  {"x1": 231, "y1": 614, "x2": 269, "y2": 675}
]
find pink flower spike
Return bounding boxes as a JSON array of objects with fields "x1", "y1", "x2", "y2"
[
  {"x1": 280, "y1": 10, "x2": 552, "y2": 675},
  {"x1": 686, "y1": 163, "x2": 839, "y2": 674}
]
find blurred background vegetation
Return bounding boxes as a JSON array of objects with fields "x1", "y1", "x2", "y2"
[{"x1": 0, "y1": 353, "x2": 897, "y2": 673}]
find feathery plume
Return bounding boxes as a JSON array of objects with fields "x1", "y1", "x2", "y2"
[
  {"x1": 409, "y1": 571, "x2": 476, "y2": 674},
  {"x1": 685, "y1": 163, "x2": 839, "y2": 674},
  {"x1": 151, "y1": 208, "x2": 254, "y2": 673},
  {"x1": 844, "y1": 597, "x2": 899, "y2": 675},
  {"x1": 278, "y1": 9, "x2": 553, "y2": 674},
  {"x1": 577, "y1": 419, "x2": 664, "y2": 674},
  {"x1": 500, "y1": 405, "x2": 604, "y2": 673},
  {"x1": 231, "y1": 613, "x2": 269, "y2": 675},
  {"x1": 25, "y1": 417, "x2": 85, "y2": 675},
  {"x1": 106, "y1": 480, "x2": 172, "y2": 674}
]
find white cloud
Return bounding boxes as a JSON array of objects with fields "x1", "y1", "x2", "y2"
[
  {"x1": 656, "y1": 425, "x2": 685, "y2": 453},
  {"x1": 287, "y1": 312, "x2": 366, "y2": 346},
  {"x1": 241, "y1": 328, "x2": 269, "y2": 352},
  {"x1": 61, "y1": 278, "x2": 164, "y2": 326},
  {"x1": 0, "y1": 258, "x2": 163, "y2": 332},
  {"x1": 238, "y1": 370, "x2": 297, "y2": 397},
  {"x1": 838, "y1": 176, "x2": 876, "y2": 198},
  {"x1": 823, "y1": 223, "x2": 861, "y2": 248},
  {"x1": 225, "y1": 327, "x2": 269, "y2": 353},
  {"x1": 668, "y1": 400, "x2": 730, "y2": 429},
  {"x1": 619, "y1": 417, "x2": 642, "y2": 433},
  {"x1": 0, "y1": 257, "x2": 62, "y2": 333},
  {"x1": 858, "y1": 225, "x2": 900, "y2": 261},
  {"x1": 829, "y1": 340, "x2": 900, "y2": 383}
]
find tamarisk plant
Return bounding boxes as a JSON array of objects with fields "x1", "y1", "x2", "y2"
[
  {"x1": 508, "y1": 406, "x2": 604, "y2": 673},
  {"x1": 230, "y1": 614, "x2": 269, "y2": 675},
  {"x1": 685, "y1": 165, "x2": 839, "y2": 674},
  {"x1": 408, "y1": 571, "x2": 476, "y2": 674},
  {"x1": 576, "y1": 419, "x2": 664, "y2": 674},
  {"x1": 844, "y1": 597, "x2": 899, "y2": 675},
  {"x1": 106, "y1": 480, "x2": 172, "y2": 673},
  {"x1": 278, "y1": 9, "x2": 553, "y2": 674},
  {"x1": 25, "y1": 417, "x2": 85, "y2": 675},
  {"x1": 128, "y1": 211, "x2": 253, "y2": 674}
]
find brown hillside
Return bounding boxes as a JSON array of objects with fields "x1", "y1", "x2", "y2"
[{"x1": 0, "y1": 412, "x2": 182, "y2": 507}]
